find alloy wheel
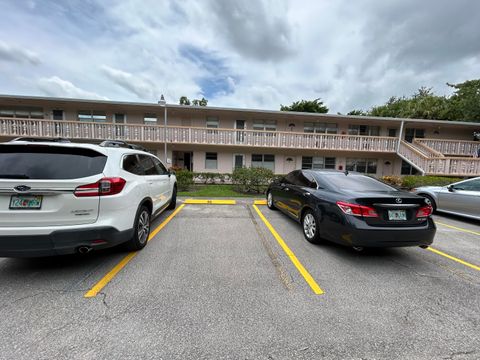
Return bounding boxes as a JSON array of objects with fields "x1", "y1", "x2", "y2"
[
  {"x1": 137, "y1": 210, "x2": 150, "y2": 245},
  {"x1": 303, "y1": 213, "x2": 316, "y2": 239}
]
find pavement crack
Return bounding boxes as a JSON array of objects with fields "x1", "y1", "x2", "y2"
[
  {"x1": 246, "y1": 205, "x2": 294, "y2": 291},
  {"x1": 442, "y1": 350, "x2": 477, "y2": 359}
]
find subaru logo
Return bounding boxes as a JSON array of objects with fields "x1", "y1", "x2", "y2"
[
  {"x1": 14, "y1": 185, "x2": 31, "y2": 193},
  {"x1": 395, "y1": 198, "x2": 402, "y2": 204}
]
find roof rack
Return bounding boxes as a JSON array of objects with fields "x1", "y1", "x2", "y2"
[
  {"x1": 10, "y1": 137, "x2": 71, "y2": 143},
  {"x1": 99, "y1": 140, "x2": 149, "y2": 152}
]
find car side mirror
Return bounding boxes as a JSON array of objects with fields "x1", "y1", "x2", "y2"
[{"x1": 447, "y1": 185, "x2": 455, "y2": 192}]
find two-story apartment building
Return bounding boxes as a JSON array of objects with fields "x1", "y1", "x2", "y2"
[{"x1": 1, "y1": 94, "x2": 479, "y2": 177}]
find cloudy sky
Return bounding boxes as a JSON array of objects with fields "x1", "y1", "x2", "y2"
[{"x1": 1, "y1": 0, "x2": 479, "y2": 113}]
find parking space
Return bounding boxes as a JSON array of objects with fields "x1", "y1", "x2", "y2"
[{"x1": 0, "y1": 200, "x2": 478, "y2": 359}]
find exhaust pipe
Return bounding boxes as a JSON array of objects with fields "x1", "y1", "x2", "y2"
[{"x1": 77, "y1": 246, "x2": 93, "y2": 255}]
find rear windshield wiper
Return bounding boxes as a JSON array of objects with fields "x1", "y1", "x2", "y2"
[{"x1": 0, "y1": 174, "x2": 30, "y2": 179}]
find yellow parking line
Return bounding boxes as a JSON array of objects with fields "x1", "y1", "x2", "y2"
[
  {"x1": 183, "y1": 199, "x2": 236, "y2": 205},
  {"x1": 435, "y1": 221, "x2": 480, "y2": 236},
  {"x1": 426, "y1": 247, "x2": 480, "y2": 272},
  {"x1": 252, "y1": 205, "x2": 324, "y2": 295},
  {"x1": 84, "y1": 204, "x2": 185, "y2": 298},
  {"x1": 254, "y1": 199, "x2": 267, "y2": 205}
]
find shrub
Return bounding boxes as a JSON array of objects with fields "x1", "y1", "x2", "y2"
[
  {"x1": 232, "y1": 167, "x2": 275, "y2": 193},
  {"x1": 382, "y1": 175, "x2": 464, "y2": 189},
  {"x1": 400, "y1": 176, "x2": 464, "y2": 190},
  {"x1": 175, "y1": 169, "x2": 194, "y2": 191}
]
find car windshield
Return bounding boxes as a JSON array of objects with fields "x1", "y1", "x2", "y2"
[{"x1": 318, "y1": 174, "x2": 396, "y2": 192}]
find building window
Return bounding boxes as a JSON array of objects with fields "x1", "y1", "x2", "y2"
[
  {"x1": 253, "y1": 120, "x2": 276, "y2": 131},
  {"x1": 405, "y1": 128, "x2": 425, "y2": 142},
  {"x1": 78, "y1": 110, "x2": 106, "y2": 122},
  {"x1": 388, "y1": 128, "x2": 397, "y2": 137},
  {"x1": 346, "y1": 158, "x2": 377, "y2": 174},
  {"x1": 304, "y1": 122, "x2": 337, "y2": 134},
  {"x1": 205, "y1": 152, "x2": 218, "y2": 169},
  {"x1": 251, "y1": 154, "x2": 275, "y2": 171},
  {"x1": 206, "y1": 116, "x2": 219, "y2": 128},
  {"x1": 301, "y1": 156, "x2": 336, "y2": 170},
  {"x1": 401, "y1": 160, "x2": 419, "y2": 175},
  {"x1": 0, "y1": 107, "x2": 44, "y2": 119},
  {"x1": 144, "y1": 113, "x2": 157, "y2": 124},
  {"x1": 348, "y1": 125, "x2": 380, "y2": 136}
]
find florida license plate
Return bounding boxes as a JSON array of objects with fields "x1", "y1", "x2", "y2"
[
  {"x1": 388, "y1": 209, "x2": 406, "y2": 221},
  {"x1": 9, "y1": 195, "x2": 43, "y2": 210}
]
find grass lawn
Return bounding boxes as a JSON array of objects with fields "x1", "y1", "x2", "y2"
[{"x1": 178, "y1": 184, "x2": 263, "y2": 198}]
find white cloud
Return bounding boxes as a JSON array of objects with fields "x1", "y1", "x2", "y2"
[
  {"x1": 101, "y1": 65, "x2": 157, "y2": 100},
  {"x1": 1, "y1": 0, "x2": 480, "y2": 113},
  {"x1": 37, "y1": 76, "x2": 108, "y2": 100},
  {"x1": 0, "y1": 41, "x2": 40, "y2": 65}
]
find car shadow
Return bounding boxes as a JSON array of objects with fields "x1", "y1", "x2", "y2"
[{"x1": 434, "y1": 212, "x2": 480, "y2": 226}]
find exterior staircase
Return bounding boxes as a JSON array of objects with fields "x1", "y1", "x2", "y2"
[{"x1": 397, "y1": 139, "x2": 480, "y2": 176}]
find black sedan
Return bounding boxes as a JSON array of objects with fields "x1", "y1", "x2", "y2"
[{"x1": 266, "y1": 170, "x2": 436, "y2": 250}]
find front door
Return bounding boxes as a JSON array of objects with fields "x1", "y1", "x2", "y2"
[
  {"x1": 184, "y1": 152, "x2": 193, "y2": 171},
  {"x1": 234, "y1": 154, "x2": 244, "y2": 169},
  {"x1": 114, "y1": 113, "x2": 126, "y2": 138},
  {"x1": 52, "y1": 110, "x2": 64, "y2": 136},
  {"x1": 235, "y1": 120, "x2": 245, "y2": 144}
]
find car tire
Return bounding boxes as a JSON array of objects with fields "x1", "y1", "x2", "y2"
[
  {"x1": 421, "y1": 194, "x2": 437, "y2": 212},
  {"x1": 267, "y1": 191, "x2": 277, "y2": 210},
  {"x1": 302, "y1": 209, "x2": 322, "y2": 244},
  {"x1": 125, "y1": 205, "x2": 151, "y2": 251},
  {"x1": 167, "y1": 185, "x2": 177, "y2": 210}
]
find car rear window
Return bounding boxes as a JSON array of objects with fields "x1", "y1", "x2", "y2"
[
  {"x1": 0, "y1": 145, "x2": 107, "y2": 179},
  {"x1": 319, "y1": 174, "x2": 396, "y2": 192}
]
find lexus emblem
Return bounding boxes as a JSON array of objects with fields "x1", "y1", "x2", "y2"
[
  {"x1": 395, "y1": 198, "x2": 403, "y2": 204},
  {"x1": 14, "y1": 185, "x2": 31, "y2": 193}
]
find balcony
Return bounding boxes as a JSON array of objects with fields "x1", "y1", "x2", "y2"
[
  {"x1": 415, "y1": 138, "x2": 480, "y2": 157},
  {"x1": 0, "y1": 117, "x2": 398, "y2": 152}
]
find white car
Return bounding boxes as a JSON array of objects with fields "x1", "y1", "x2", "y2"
[
  {"x1": 0, "y1": 138, "x2": 177, "y2": 257},
  {"x1": 413, "y1": 177, "x2": 480, "y2": 221}
]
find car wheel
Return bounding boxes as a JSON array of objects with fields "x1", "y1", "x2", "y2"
[
  {"x1": 302, "y1": 209, "x2": 321, "y2": 244},
  {"x1": 167, "y1": 186, "x2": 177, "y2": 210},
  {"x1": 267, "y1": 191, "x2": 277, "y2": 210},
  {"x1": 126, "y1": 205, "x2": 151, "y2": 251},
  {"x1": 421, "y1": 194, "x2": 437, "y2": 212}
]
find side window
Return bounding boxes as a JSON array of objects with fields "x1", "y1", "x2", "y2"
[
  {"x1": 123, "y1": 155, "x2": 144, "y2": 175},
  {"x1": 299, "y1": 171, "x2": 317, "y2": 188},
  {"x1": 152, "y1": 157, "x2": 168, "y2": 175},
  {"x1": 457, "y1": 179, "x2": 480, "y2": 191},
  {"x1": 138, "y1": 155, "x2": 159, "y2": 175}
]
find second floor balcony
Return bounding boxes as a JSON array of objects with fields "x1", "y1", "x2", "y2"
[{"x1": 0, "y1": 117, "x2": 399, "y2": 153}]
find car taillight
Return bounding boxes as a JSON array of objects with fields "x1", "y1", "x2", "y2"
[
  {"x1": 336, "y1": 201, "x2": 379, "y2": 218},
  {"x1": 416, "y1": 205, "x2": 433, "y2": 218},
  {"x1": 74, "y1": 177, "x2": 126, "y2": 197}
]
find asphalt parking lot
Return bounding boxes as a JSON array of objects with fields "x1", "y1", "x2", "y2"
[{"x1": 0, "y1": 200, "x2": 478, "y2": 360}]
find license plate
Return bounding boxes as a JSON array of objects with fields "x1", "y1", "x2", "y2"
[
  {"x1": 388, "y1": 209, "x2": 406, "y2": 221},
  {"x1": 9, "y1": 195, "x2": 43, "y2": 210}
]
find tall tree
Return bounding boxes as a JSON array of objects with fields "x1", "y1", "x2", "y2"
[
  {"x1": 280, "y1": 98, "x2": 328, "y2": 113},
  {"x1": 447, "y1": 80, "x2": 480, "y2": 122}
]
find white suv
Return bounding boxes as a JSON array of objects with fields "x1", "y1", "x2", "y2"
[{"x1": 0, "y1": 138, "x2": 177, "y2": 257}]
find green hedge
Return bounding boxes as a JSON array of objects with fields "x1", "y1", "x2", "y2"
[
  {"x1": 231, "y1": 167, "x2": 275, "y2": 194},
  {"x1": 174, "y1": 169, "x2": 195, "y2": 191},
  {"x1": 381, "y1": 175, "x2": 464, "y2": 189}
]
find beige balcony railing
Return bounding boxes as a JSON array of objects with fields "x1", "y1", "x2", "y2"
[
  {"x1": 398, "y1": 141, "x2": 480, "y2": 176},
  {"x1": 416, "y1": 138, "x2": 480, "y2": 157},
  {"x1": 0, "y1": 117, "x2": 398, "y2": 152}
]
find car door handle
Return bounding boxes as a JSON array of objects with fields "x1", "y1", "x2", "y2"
[{"x1": 304, "y1": 192, "x2": 311, "y2": 196}]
